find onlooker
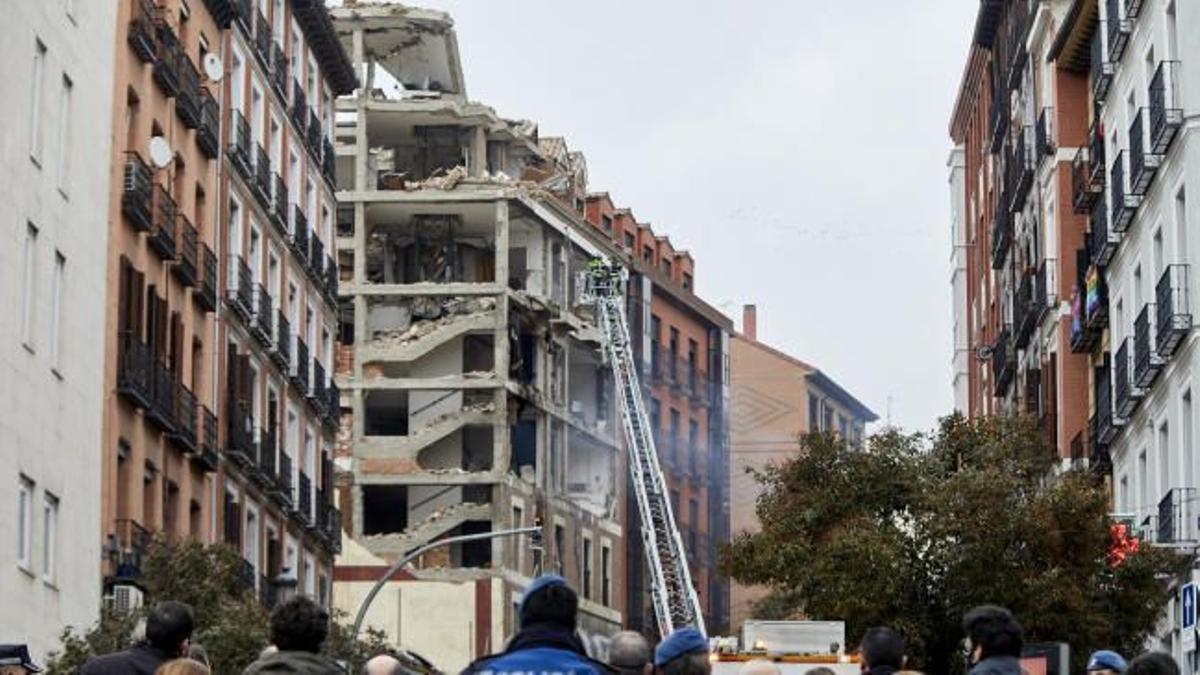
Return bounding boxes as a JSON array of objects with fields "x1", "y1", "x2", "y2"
[
  {"x1": 1087, "y1": 651, "x2": 1128, "y2": 675},
  {"x1": 804, "y1": 668, "x2": 837, "y2": 675},
  {"x1": 860, "y1": 627, "x2": 905, "y2": 675},
  {"x1": 81, "y1": 601, "x2": 195, "y2": 675},
  {"x1": 154, "y1": 658, "x2": 211, "y2": 675},
  {"x1": 0, "y1": 644, "x2": 43, "y2": 674},
  {"x1": 739, "y1": 660, "x2": 781, "y2": 675},
  {"x1": 365, "y1": 654, "x2": 403, "y2": 675},
  {"x1": 609, "y1": 631, "x2": 653, "y2": 675},
  {"x1": 1125, "y1": 653, "x2": 1180, "y2": 675},
  {"x1": 654, "y1": 627, "x2": 710, "y2": 675},
  {"x1": 242, "y1": 596, "x2": 342, "y2": 674},
  {"x1": 961, "y1": 606, "x2": 1023, "y2": 675},
  {"x1": 460, "y1": 575, "x2": 610, "y2": 675}
]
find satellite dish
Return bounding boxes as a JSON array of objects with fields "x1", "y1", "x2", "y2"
[
  {"x1": 203, "y1": 53, "x2": 224, "y2": 82},
  {"x1": 148, "y1": 136, "x2": 173, "y2": 169},
  {"x1": 975, "y1": 345, "x2": 994, "y2": 362}
]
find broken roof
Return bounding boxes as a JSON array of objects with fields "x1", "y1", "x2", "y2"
[{"x1": 333, "y1": 1, "x2": 467, "y2": 99}]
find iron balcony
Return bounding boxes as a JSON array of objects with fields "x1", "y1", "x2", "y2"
[
  {"x1": 253, "y1": 10, "x2": 272, "y2": 72},
  {"x1": 993, "y1": 326, "x2": 1015, "y2": 398},
  {"x1": 292, "y1": 206, "x2": 310, "y2": 265},
  {"x1": 231, "y1": 0, "x2": 252, "y2": 35},
  {"x1": 270, "y1": 41, "x2": 288, "y2": 101},
  {"x1": 225, "y1": 400, "x2": 255, "y2": 469},
  {"x1": 1036, "y1": 107, "x2": 1055, "y2": 160},
  {"x1": 229, "y1": 109, "x2": 253, "y2": 182},
  {"x1": 307, "y1": 110, "x2": 323, "y2": 160},
  {"x1": 116, "y1": 330, "x2": 153, "y2": 408},
  {"x1": 176, "y1": 55, "x2": 202, "y2": 130},
  {"x1": 1126, "y1": 0, "x2": 1144, "y2": 20},
  {"x1": 1110, "y1": 151, "x2": 1141, "y2": 233},
  {"x1": 1157, "y1": 488, "x2": 1197, "y2": 545},
  {"x1": 271, "y1": 311, "x2": 291, "y2": 368},
  {"x1": 122, "y1": 152, "x2": 154, "y2": 233},
  {"x1": 296, "y1": 472, "x2": 313, "y2": 526},
  {"x1": 110, "y1": 519, "x2": 150, "y2": 583},
  {"x1": 1107, "y1": 0, "x2": 1132, "y2": 62},
  {"x1": 252, "y1": 425, "x2": 277, "y2": 490},
  {"x1": 992, "y1": 202, "x2": 1012, "y2": 270},
  {"x1": 1090, "y1": 196, "x2": 1119, "y2": 267},
  {"x1": 310, "y1": 361, "x2": 328, "y2": 417},
  {"x1": 1150, "y1": 61, "x2": 1183, "y2": 155},
  {"x1": 148, "y1": 185, "x2": 178, "y2": 261},
  {"x1": 146, "y1": 359, "x2": 177, "y2": 433},
  {"x1": 226, "y1": 254, "x2": 254, "y2": 322},
  {"x1": 271, "y1": 452, "x2": 294, "y2": 509},
  {"x1": 988, "y1": 76, "x2": 1008, "y2": 155},
  {"x1": 1088, "y1": 120, "x2": 1106, "y2": 190},
  {"x1": 291, "y1": 79, "x2": 307, "y2": 134},
  {"x1": 1129, "y1": 109, "x2": 1161, "y2": 196},
  {"x1": 152, "y1": 20, "x2": 182, "y2": 99},
  {"x1": 1072, "y1": 147, "x2": 1102, "y2": 214},
  {"x1": 1036, "y1": 258, "x2": 1058, "y2": 321},
  {"x1": 310, "y1": 237, "x2": 326, "y2": 285},
  {"x1": 1093, "y1": 359, "x2": 1118, "y2": 445},
  {"x1": 323, "y1": 255, "x2": 339, "y2": 306},
  {"x1": 1113, "y1": 338, "x2": 1140, "y2": 420},
  {"x1": 291, "y1": 336, "x2": 309, "y2": 395},
  {"x1": 197, "y1": 405, "x2": 219, "y2": 472},
  {"x1": 1091, "y1": 29, "x2": 1114, "y2": 103},
  {"x1": 251, "y1": 284, "x2": 273, "y2": 346},
  {"x1": 1156, "y1": 264, "x2": 1192, "y2": 359},
  {"x1": 271, "y1": 174, "x2": 288, "y2": 234},
  {"x1": 128, "y1": 0, "x2": 157, "y2": 63},
  {"x1": 197, "y1": 243, "x2": 218, "y2": 312},
  {"x1": 1007, "y1": 126, "x2": 1036, "y2": 213},
  {"x1": 197, "y1": 88, "x2": 220, "y2": 159},
  {"x1": 173, "y1": 213, "x2": 198, "y2": 288},
  {"x1": 324, "y1": 381, "x2": 341, "y2": 432},
  {"x1": 1014, "y1": 271, "x2": 1040, "y2": 349},
  {"x1": 254, "y1": 144, "x2": 273, "y2": 208},
  {"x1": 323, "y1": 139, "x2": 337, "y2": 186},
  {"x1": 1133, "y1": 304, "x2": 1164, "y2": 389},
  {"x1": 169, "y1": 382, "x2": 198, "y2": 453}
]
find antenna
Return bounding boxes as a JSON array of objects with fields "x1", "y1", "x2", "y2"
[
  {"x1": 202, "y1": 53, "x2": 224, "y2": 82},
  {"x1": 148, "y1": 136, "x2": 173, "y2": 169}
]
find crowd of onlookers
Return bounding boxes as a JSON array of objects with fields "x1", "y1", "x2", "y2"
[{"x1": 0, "y1": 577, "x2": 1188, "y2": 675}]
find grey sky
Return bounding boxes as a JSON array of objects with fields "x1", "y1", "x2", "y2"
[{"x1": 401, "y1": 1, "x2": 978, "y2": 432}]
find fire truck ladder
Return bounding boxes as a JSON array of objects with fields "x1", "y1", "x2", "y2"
[{"x1": 586, "y1": 264, "x2": 705, "y2": 638}]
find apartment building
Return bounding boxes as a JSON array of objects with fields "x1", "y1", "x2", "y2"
[
  {"x1": 329, "y1": 6, "x2": 624, "y2": 668},
  {"x1": 582, "y1": 193, "x2": 733, "y2": 636},
  {"x1": 949, "y1": 0, "x2": 1094, "y2": 464},
  {"x1": 728, "y1": 305, "x2": 876, "y2": 633},
  {"x1": 102, "y1": 0, "x2": 353, "y2": 609},
  {"x1": 1, "y1": 1, "x2": 116, "y2": 660},
  {"x1": 1054, "y1": 0, "x2": 1197, "y2": 662}
]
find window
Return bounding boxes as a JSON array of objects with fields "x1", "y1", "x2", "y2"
[
  {"x1": 809, "y1": 394, "x2": 820, "y2": 431},
  {"x1": 50, "y1": 252, "x2": 65, "y2": 372},
  {"x1": 601, "y1": 544, "x2": 612, "y2": 607},
  {"x1": 22, "y1": 224, "x2": 38, "y2": 349},
  {"x1": 230, "y1": 47, "x2": 244, "y2": 113},
  {"x1": 30, "y1": 40, "x2": 46, "y2": 163},
  {"x1": 245, "y1": 504, "x2": 259, "y2": 570},
  {"x1": 56, "y1": 75, "x2": 73, "y2": 192},
  {"x1": 642, "y1": 245, "x2": 653, "y2": 263},
  {"x1": 582, "y1": 536, "x2": 593, "y2": 600},
  {"x1": 42, "y1": 493, "x2": 58, "y2": 582},
  {"x1": 601, "y1": 215, "x2": 613, "y2": 232},
  {"x1": 624, "y1": 232, "x2": 635, "y2": 249},
  {"x1": 662, "y1": 259, "x2": 672, "y2": 277},
  {"x1": 18, "y1": 477, "x2": 34, "y2": 571},
  {"x1": 682, "y1": 272, "x2": 692, "y2": 291}
]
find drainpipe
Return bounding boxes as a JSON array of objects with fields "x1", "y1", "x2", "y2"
[{"x1": 209, "y1": 25, "x2": 230, "y2": 543}]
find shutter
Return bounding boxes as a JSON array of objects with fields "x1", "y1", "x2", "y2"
[{"x1": 170, "y1": 312, "x2": 183, "y2": 376}]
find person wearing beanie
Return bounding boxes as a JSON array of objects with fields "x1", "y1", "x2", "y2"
[
  {"x1": 654, "y1": 628, "x2": 709, "y2": 675},
  {"x1": 460, "y1": 575, "x2": 612, "y2": 675},
  {"x1": 1088, "y1": 651, "x2": 1128, "y2": 675}
]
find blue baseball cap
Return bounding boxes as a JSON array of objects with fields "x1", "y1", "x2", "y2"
[
  {"x1": 1088, "y1": 650, "x2": 1127, "y2": 673},
  {"x1": 518, "y1": 574, "x2": 568, "y2": 616},
  {"x1": 654, "y1": 627, "x2": 708, "y2": 667}
]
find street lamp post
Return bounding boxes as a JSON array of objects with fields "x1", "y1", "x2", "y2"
[{"x1": 350, "y1": 526, "x2": 543, "y2": 639}]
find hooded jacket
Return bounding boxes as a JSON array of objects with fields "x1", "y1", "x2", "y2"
[
  {"x1": 970, "y1": 656, "x2": 1023, "y2": 675},
  {"x1": 241, "y1": 649, "x2": 345, "y2": 675},
  {"x1": 80, "y1": 643, "x2": 175, "y2": 675},
  {"x1": 460, "y1": 623, "x2": 613, "y2": 675}
]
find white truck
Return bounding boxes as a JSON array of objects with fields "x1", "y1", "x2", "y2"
[{"x1": 710, "y1": 621, "x2": 861, "y2": 675}]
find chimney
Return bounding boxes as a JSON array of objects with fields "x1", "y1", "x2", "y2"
[{"x1": 743, "y1": 304, "x2": 757, "y2": 341}]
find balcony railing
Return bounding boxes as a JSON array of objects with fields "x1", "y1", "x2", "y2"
[
  {"x1": 1110, "y1": 151, "x2": 1141, "y2": 234},
  {"x1": 225, "y1": 400, "x2": 255, "y2": 468},
  {"x1": 323, "y1": 139, "x2": 337, "y2": 185},
  {"x1": 1007, "y1": 126, "x2": 1035, "y2": 213},
  {"x1": 116, "y1": 330, "x2": 153, "y2": 408},
  {"x1": 173, "y1": 213, "x2": 198, "y2": 288},
  {"x1": 324, "y1": 255, "x2": 339, "y2": 304},
  {"x1": 326, "y1": 505, "x2": 342, "y2": 553},
  {"x1": 271, "y1": 174, "x2": 288, "y2": 233},
  {"x1": 170, "y1": 382, "x2": 198, "y2": 452},
  {"x1": 254, "y1": 425, "x2": 277, "y2": 489},
  {"x1": 1157, "y1": 488, "x2": 1197, "y2": 545},
  {"x1": 1129, "y1": 109, "x2": 1161, "y2": 196},
  {"x1": 272, "y1": 311, "x2": 291, "y2": 368},
  {"x1": 1014, "y1": 271, "x2": 1040, "y2": 349},
  {"x1": 307, "y1": 110, "x2": 323, "y2": 158},
  {"x1": 231, "y1": 0, "x2": 252, "y2": 34},
  {"x1": 229, "y1": 109, "x2": 252, "y2": 181},
  {"x1": 198, "y1": 243, "x2": 218, "y2": 312},
  {"x1": 197, "y1": 87, "x2": 220, "y2": 159},
  {"x1": 110, "y1": 519, "x2": 150, "y2": 582},
  {"x1": 1156, "y1": 264, "x2": 1192, "y2": 359},
  {"x1": 324, "y1": 381, "x2": 341, "y2": 431},
  {"x1": 147, "y1": 360, "x2": 177, "y2": 433},
  {"x1": 311, "y1": 361, "x2": 328, "y2": 415},
  {"x1": 1036, "y1": 258, "x2": 1058, "y2": 320},
  {"x1": 1134, "y1": 304, "x2": 1165, "y2": 389},
  {"x1": 128, "y1": 0, "x2": 157, "y2": 63},
  {"x1": 1126, "y1": 0, "x2": 1144, "y2": 20},
  {"x1": 1090, "y1": 198, "x2": 1118, "y2": 268},
  {"x1": 1091, "y1": 29, "x2": 1114, "y2": 102},
  {"x1": 152, "y1": 21, "x2": 182, "y2": 98},
  {"x1": 148, "y1": 185, "x2": 178, "y2": 260},
  {"x1": 272, "y1": 452, "x2": 294, "y2": 509},
  {"x1": 1113, "y1": 338, "x2": 1140, "y2": 419},
  {"x1": 270, "y1": 41, "x2": 288, "y2": 100},
  {"x1": 225, "y1": 254, "x2": 254, "y2": 321},
  {"x1": 197, "y1": 405, "x2": 219, "y2": 472},
  {"x1": 310, "y1": 237, "x2": 326, "y2": 283},
  {"x1": 254, "y1": 144, "x2": 272, "y2": 206},
  {"x1": 296, "y1": 471, "x2": 313, "y2": 525},
  {"x1": 1071, "y1": 146, "x2": 1103, "y2": 214},
  {"x1": 993, "y1": 326, "x2": 1015, "y2": 398},
  {"x1": 177, "y1": 56, "x2": 202, "y2": 129},
  {"x1": 252, "y1": 284, "x2": 273, "y2": 346},
  {"x1": 292, "y1": 206, "x2": 310, "y2": 264},
  {"x1": 991, "y1": 202, "x2": 1012, "y2": 270},
  {"x1": 291, "y1": 80, "x2": 307, "y2": 133},
  {"x1": 1094, "y1": 360, "x2": 1117, "y2": 445},
  {"x1": 122, "y1": 152, "x2": 154, "y2": 232},
  {"x1": 1036, "y1": 107, "x2": 1055, "y2": 159},
  {"x1": 291, "y1": 336, "x2": 309, "y2": 394},
  {"x1": 1107, "y1": 0, "x2": 1132, "y2": 62},
  {"x1": 1150, "y1": 61, "x2": 1183, "y2": 155},
  {"x1": 253, "y1": 10, "x2": 272, "y2": 70}
]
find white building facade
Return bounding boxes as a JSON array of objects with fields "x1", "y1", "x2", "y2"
[
  {"x1": 0, "y1": 0, "x2": 117, "y2": 662},
  {"x1": 1095, "y1": 0, "x2": 1199, "y2": 665},
  {"x1": 949, "y1": 146, "x2": 970, "y2": 414}
]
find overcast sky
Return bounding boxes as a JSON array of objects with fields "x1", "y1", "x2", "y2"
[{"x1": 403, "y1": 1, "x2": 979, "y2": 432}]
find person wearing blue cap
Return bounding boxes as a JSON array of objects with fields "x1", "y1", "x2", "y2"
[
  {"x1": 653, "y1": 628, "x2": 709, "y2": 675},
  {"x1": 0, "y1": 644, "x2": 42, "y2": 674},
  {"x1": 460, "y1": 575, "x2": 613, "y2": 675},
  {"x1": 1087, "y1": 650, "x2": 1127, "y2": 675}
]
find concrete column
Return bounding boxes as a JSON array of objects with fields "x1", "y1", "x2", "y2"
[
  {"x1": 493, "y1": 200, "x2": 510, "y2": 472},
  {"x1": 470, "y1": 126, "x2": 487, "y2": 177}
]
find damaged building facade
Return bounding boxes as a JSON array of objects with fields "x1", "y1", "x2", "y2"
[{"x1": 330, "y1": 5, "x2": 626, "y2": 669}]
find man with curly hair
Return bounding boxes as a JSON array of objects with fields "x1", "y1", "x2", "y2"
[{"x1": 243, "y1": 596, "x2": 342, "y2": 674}]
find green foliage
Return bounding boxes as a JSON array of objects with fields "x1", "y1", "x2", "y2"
[
  {"x1": 323, "y1": 608, "x2": 395, "y2": 673},
  {"x1": 46, "y1": 538, "x2": 385, "y2": 675},
  {"x1": 722, "y1": 414, "x2": 1185, "y2": 675}
]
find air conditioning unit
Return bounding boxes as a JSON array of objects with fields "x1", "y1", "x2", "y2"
[{"x1": 111, "y1": 584, "x2": 145, "y2": 614}]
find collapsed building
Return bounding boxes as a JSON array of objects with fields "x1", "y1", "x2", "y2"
[{"x1": 329, "y1": 4, "x2": 626, "y2": 669}]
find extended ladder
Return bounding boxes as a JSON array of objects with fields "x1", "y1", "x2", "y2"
[{"x1": 584, "y1": 262, "x2": 705, "y2": 637}]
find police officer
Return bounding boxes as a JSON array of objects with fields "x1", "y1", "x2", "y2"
[{"x1": 654, "y1": 628, "x2": 710, "y2": 675}]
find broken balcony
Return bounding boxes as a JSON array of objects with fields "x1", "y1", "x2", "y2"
[
  {"x1": 364, "y1": 210, "x2": 496, "y2": 287},
  {"x1": 568, "y1": 342, "x2": 615, "y2": 441},
  {"x1": 362, "y1": 387, "x2": 495, "y2": 452},
  {"x1": 565, "y1": 429, "x2": 618, "y2": 518},
  {"x1": 360, "y1": 483, "x2": 493, "y2": 565},
  {"x1": 364, "y1": 295, "x2": 497, "y2": 363}
]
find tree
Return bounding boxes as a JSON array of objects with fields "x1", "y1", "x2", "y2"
[
  {"x1": 46, "y1": 538, "x2": 390, "y2": 674},
  {"x1": 721, "y1": 415, "x2": 1185, "y2": 675}
]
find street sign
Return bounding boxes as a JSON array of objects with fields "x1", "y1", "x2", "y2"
[{"x1": 1182, "y1": 583, "x2": 1196, "y2": 652}]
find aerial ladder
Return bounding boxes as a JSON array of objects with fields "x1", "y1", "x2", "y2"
[{"x1": 581, "y1": 259, "x2": 706, "y2": 638}]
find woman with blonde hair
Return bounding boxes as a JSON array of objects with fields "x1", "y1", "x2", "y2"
[{"x1": 154, "y1": 658, "x2": 211, "y2": 675}]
